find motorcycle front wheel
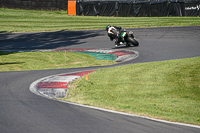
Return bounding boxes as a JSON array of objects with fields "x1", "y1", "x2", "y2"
[{"x1": 127, "y1": 37, "x2": 139, "y2": 46}]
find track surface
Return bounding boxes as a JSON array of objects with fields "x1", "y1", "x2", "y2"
[{"x1": 0, "y1": 26, "x2": 200, "y2": 133}]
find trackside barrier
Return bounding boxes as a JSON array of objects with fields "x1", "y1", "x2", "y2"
[
  {"x1": 1, "y1": 0, "x2": 199, "y2": 16},
  {"x1": 76, "y1": 0, "x2": 200, "y2": 17}
]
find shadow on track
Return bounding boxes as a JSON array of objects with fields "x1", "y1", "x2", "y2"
[
  {"x1": 0, "y1": 30, "x2": 102, "y2": 50},
  {"x1": 112, "y1": 45, "x2": 137, "y2": 50}
]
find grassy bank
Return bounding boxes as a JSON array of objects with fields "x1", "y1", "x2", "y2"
[
  {"x1": 1, "y1": 8, "x2": 200, "y2": 33},
  {"x1": 63, "y1": 57, "x2": 200, "y2": 125},
  {"x1": 0, "y1": 51, "x2": 116, "y2": 71}
]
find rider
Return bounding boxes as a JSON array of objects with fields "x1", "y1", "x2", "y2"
[{"x1": 106, "y1": 25, "x2": 122, "y2": 46}]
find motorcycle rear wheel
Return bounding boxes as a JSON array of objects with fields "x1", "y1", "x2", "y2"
[{"x1": 127, "y1": 37, "x2": 139, "y2": 46}]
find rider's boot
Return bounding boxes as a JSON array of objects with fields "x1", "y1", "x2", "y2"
[{"x1": 115, "y1": 41, "x2": 119, "y2": 47}]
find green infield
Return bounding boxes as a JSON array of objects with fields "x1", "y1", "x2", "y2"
[
  {"x1": 0, "y1": 51, "x2": 116, "y2": 71},
  {"x1": 63, "y1": 57, "x2": 200, "y2": 125},
  {"x1": 0, "y1": 8, "x2": 200, "y2": 33}
]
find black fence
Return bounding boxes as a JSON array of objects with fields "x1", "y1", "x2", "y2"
[
  {"x1": 76, "y1": 0, "x2": 200, "y2": 16},
  {"x1": 0, "y1": 0, "x2": 199, "y2": 16}
]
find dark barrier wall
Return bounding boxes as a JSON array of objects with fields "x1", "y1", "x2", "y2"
[
  {"x1": 76, "y1": 0, "x2": 200, "y2": 16},
  {"x1": 0, "y1": 0, "x2": 199, "y2": 16},
  {"x1": 185, "y1": 1, "x2": 200, "y2": 16},
  {"x1": 0, "y1": 0, "x2": 68, "y2": 10}
]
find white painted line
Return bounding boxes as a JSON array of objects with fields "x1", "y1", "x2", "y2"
[{"x1": 55, "y1": 98, "x2": 200, "y2": 129}]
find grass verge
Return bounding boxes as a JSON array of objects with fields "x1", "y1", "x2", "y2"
[
  {"x1": 62, "y1": 57, "x2": 200, "y2": 125},
  {"x1": 0, "y1": 51, "x2": 116, "y2": 71},
  {"x1": 0, "y1": 8, "x2": 200, "y2": 33}
]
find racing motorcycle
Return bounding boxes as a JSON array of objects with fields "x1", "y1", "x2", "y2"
[{"x1": 115, "y1": 29, "x2": 139, "y2": 47}]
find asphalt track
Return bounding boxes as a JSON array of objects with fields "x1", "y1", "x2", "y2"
[{"x1": 0, "y1": 26, "x2": 200, "y2": 133}]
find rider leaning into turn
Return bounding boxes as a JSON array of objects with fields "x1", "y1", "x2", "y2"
[{"x1": 106, "y1": 25, "x2": 123, "y2": 46}]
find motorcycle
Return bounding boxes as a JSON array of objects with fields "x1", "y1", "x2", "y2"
[{"x1": 114, "y1": 29, "x2": 139, "y2": 47}]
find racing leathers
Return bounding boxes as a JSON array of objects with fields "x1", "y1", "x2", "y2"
[{"x1": 107, "y1": 26, "x2": 122, "y2": 46}]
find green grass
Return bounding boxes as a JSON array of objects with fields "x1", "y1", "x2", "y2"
[
  {"x1": 63, "y1": 57, "x2": 200, "y2": 125},
  {"x1": 0, "y1": 8, "x2": 200, "y2": 33},
  {"x1": 0, "y1": 51, "x2": 116, "y2": 71}
]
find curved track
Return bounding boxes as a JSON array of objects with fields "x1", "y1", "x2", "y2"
[{"x1": 0, "y1": 26, "x2": 200, "y2": 133}]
